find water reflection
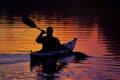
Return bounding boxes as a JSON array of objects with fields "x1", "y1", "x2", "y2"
[
  {"x1": 0, "y1": 1, "x2": 120, "y2": 79},
  {"x1": 0, "y1": 13, "x2": 120, "y2": 56},
  {"x1": 0, "y1": 15, "x2": 100, "y2": 54}
]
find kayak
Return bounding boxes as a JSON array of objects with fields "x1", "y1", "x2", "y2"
[
  {"x1": 30, "y1": 38, "x2": 77, "y2": 67},
  {"x1": 31, "y1": 38, "x2": 77, "y2": 56}
]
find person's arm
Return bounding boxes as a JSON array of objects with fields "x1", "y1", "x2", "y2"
[{"x1": 36, "y1": 30, "x2": 45, "y2": 43}]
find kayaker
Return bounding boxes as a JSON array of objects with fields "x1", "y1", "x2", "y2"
[
  {"x1": 36, "y1": 27, "x2": 66, "y2": 51},
  {"x1": 36, "y1": 27, "x2": 66, "y2": 75}
]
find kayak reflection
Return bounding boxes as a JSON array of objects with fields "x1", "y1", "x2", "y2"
[
  {"x1": 30, "y1": 27, "x2": 88, "y2": 76},
  {"x1": 30, "y1": 51, "x2": 88, "y2": 77},
  {"x1": 30, "y1": 38, "x2": 77, "y2": 73}
]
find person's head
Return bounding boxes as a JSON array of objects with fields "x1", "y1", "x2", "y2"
[{"x1": 46, "y1": 27, "x2": 53, "y2": 35}]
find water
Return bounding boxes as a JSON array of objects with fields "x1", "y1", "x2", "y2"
[
  {"x1": 0, "y1": 54, "x2": 29, "y2": 64},
  {"x1": 0, "y1": 54, "x2": 120, "y2": 80},
  {"x1": 0, "y1": 1, "x2": 120, "y2": 79},
  {"x1": 0, "y1": 15, "x2": 106, "y2": 55}
]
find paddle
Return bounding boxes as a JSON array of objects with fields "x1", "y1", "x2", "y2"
[{"x1": 22, "y1": 16, "x2": 42, "y2": 31}]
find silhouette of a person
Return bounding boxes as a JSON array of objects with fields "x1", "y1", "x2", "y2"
[
  {"x1": 36, "y1": 27, "x2": 66, "y2": 75},
  {"x1": 36, "y1": 27, "x2": 66, "y2": 51}
]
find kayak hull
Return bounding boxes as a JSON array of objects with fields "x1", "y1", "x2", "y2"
[{"x1": 30, "y1": 38, "x2": 77, "y2": 67}]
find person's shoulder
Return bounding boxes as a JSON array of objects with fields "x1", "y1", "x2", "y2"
[
  {"x1": 53, "y1": 37, "x2": 58, "y2": 39},
  {"x1": 52, "y1": 37, "x2": 59, "y2": 40}
]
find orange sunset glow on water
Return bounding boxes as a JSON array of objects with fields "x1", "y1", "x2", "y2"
[
  {"x1": 0, "y1": 0, "x2": 120, "y2": 80},
  {"x1": 0, "y1": 16, "x2": 107, "y2": 56},
  {"x1": 0, "y1": 14, "x2": 120, "y2": 80},
  {"x1": 0, "y1": 0, "x2": 120, "y2": 79}
]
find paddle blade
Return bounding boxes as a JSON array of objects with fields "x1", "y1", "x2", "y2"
[{"x1": 22, "y1": 16, "x2": 37, "y2": 28}]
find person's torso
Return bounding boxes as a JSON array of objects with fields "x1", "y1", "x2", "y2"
[{"x1": 42, "y1": 36, "x2": 61, "y2": 51}]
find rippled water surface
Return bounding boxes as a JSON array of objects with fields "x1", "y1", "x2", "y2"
[
  {"x1": 0, "y1": 12, "x2": 120, "y2": 80},
  {"x1": 0, "y1": 15, "x2": 106, "y2": 55}
]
